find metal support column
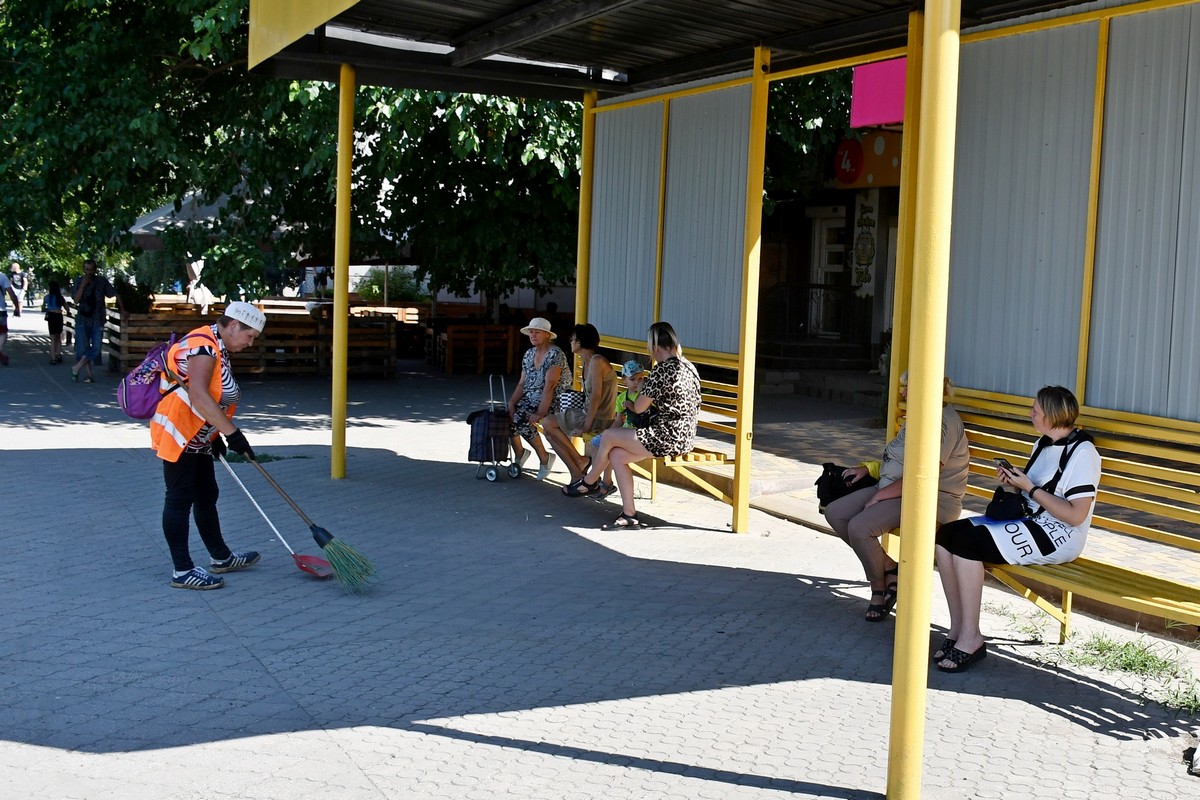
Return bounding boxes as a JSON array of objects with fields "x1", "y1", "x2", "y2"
[
  {"x1": 887, "y1": 12, "x2": 924, "y2": 436},
  {"x1": 731, "y1": 47, "x2": 770, "y2": 533},
  {"x1": 331, "y1": 62, "x2": 355, "y2": 479},
  {"x1": 574, "y1": 91, "x2": 597, "y2": 324},
  {"x1": 887, "y1": 3, "x2": 961, "y2": 798}
]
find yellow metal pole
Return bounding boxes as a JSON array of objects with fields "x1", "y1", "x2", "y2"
[
  {"x1": 888, "y1": 11, "x2": 924, "y2": 437},
  {"x1": 887, "y1": 3, "x2": 961, "y2": 799},
  {"x1": 731, "y1": 46, "x2": 770, "y2": 533},
  {"x1": 331, "y1": 62, "x2": 355, "y2": 480},
  {"x1": 574, "y1": 91, "x2": 597, "y2": 324},
  {"x1": 653, "y1": 99, "x2": 670, "y2": 321},
  {"x1": 1075, "y1": 19, "x2": 1110, "y2": 404}
]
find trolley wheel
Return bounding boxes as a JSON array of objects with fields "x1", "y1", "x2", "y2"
[
  {"x1": 507, "y1": 463, "x2": 522, "y2": 479},
  {"x1": 485, "y1": 466, "x2": 499, "y2": 482}
]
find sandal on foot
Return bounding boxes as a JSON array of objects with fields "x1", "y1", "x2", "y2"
[
  {"x1": 864, "y1": 590, "x2": 889, "y2": 622},
  {"x1": 882, "y1": 566, "x2": 899, "y2": 614},
  {"x1": 936, "y1": 643, "x2": 988, "y2": 673},
  {"x1": 602, "y1": 513, "x2": 642, "y2": 530},
  {"x1": 562, "y1": 477, "x2": 599, "y2": 497},
  {"x1": 932, "y1": 637, "x2": 957, "y2": 662},
  {"x1": 593, "y1": 481, "x2": 617, "y2": 500}
]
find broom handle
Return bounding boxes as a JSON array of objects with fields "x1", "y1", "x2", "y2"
[
  {"x1": 248, "y1": 457, "x2": 317, "y2": 528},
  {"x1": 217, "y1": 455, "x2": 297, "y2": 556}
]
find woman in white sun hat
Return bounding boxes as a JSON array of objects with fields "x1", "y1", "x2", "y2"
[
  {"x1": 149, "y1": 301, "x2": 267, "y2": 590},
  {"x1": 508, "y1": 316, "x2": 571, "y2": 480}
]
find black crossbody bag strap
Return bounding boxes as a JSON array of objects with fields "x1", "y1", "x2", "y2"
[{"x1": 1028, "y1": 429, "x2": 1092, "y2": 517}]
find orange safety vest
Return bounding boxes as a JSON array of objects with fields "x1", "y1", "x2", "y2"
[{"x1": 149, "y1": 326, "x2": 235, "y2": 462}]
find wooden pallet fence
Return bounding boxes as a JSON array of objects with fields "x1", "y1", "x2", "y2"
[{"x1": 98, "y1": 304, "x2": 394, "y2": 377}]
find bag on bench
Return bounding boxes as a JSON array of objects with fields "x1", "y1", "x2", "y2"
[
  {"x1": 815, "y1": 462, "x2": 879, "y2": 512},
  {"x1": 984, "y1": 429, "x2": 1094, "y2": 520},
  {"x1": 984, "y1": 487, "x2": 1030, "y2": 520}
]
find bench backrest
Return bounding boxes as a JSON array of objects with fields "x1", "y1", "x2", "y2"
[{"x1": 946, "y1": 388, "x2": 1200, "y2": 555}]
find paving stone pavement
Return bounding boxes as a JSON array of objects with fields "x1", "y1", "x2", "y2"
[{"x1": 1, "y1": 312, "x2": 1198, "y2": 800}]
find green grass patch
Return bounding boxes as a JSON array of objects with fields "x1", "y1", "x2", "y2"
[
  {"x1": 1062, "y1": 633, "x2": 1180, "y2": 677},
  {"x1": 1160, "y1": 683, "x2": 1200, "y2": 716},
  {"x1": 1056, "y1": 632, "x2": 1200, "y2": 716}
]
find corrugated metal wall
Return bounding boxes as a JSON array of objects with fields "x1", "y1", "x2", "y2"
[
  {"x1": 588, "y1": 80, "x2": 750, "y2": 354},
  {"x1": 1088, "y1": 6, "x2": 1198, "y2": 418},
  {"x1": 946, "y1": 23, "x2": 1098, "y2": 395},
  {"x1": 587, "y1": 103, "x2": 663, "y2": 341},
  {"x1": 659, "y1": 85, "x2": 751, "y2": 354},
  {"x1": 1169, "y1": 11, "x2": 1200, "y2": 417}
]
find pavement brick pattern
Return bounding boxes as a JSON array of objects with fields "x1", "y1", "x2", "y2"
[{"x1": 0, "y1": 312, "x2": 1196, "y2": 799}]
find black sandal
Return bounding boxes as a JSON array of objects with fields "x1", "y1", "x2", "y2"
[
  {"x1": 882, "y1": 566, "x2": 899, "y2": 614},
  {"x1": 562, "y1": 477, "x2": 598, "y2": 497},
  {"x1": 593, "y1": 481, "x2": 617, "y2": 500},
  {"x1": 932, "y1": 637, "x2": 957, "y2": 662},
  {"x1": 602, "y1": 513, "x2": 642, "y2": 530},
  {"x1": 936, "y1": 643, "x2": 988, "y2": 673},
  {"x1": 864, "y1": 590, "x2": 889, "y2": 622}
]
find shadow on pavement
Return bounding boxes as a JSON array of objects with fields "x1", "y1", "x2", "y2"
[{"x1": 0, "y1": 324, "x2": 1193, "y2": 798}]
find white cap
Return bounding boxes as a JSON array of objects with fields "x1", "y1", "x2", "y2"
[{"x1": 224, "y1": 301, "x2": 266, "y2": 332}]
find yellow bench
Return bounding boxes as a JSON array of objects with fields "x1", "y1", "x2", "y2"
[{"x1": 884, "y1": 389, "x2": 1200, "y2": 642}]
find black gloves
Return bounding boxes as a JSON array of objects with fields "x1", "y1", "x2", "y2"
[
  {"x1": 226, "y1": 429, "x2": 255, "y2": 461},
  {"x1": 211, "y1": 434, "x2": 227, "y2": 460}
]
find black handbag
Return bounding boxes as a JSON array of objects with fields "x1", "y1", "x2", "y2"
[
  {"x1": 986, "y1": 429, "x2": 1094, "y2": 521},
  {"x1": 627, "y1": 404, "x2": 659, "y2": 429},
  {"x1": 815, "y1": 462, "x2": 878, "y2": 512},
  {"x1": 984, "y1": 487, "x2": 1030, "y2": 521}
]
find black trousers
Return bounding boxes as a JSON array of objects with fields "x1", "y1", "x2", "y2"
[{"x1": 162, "y1": 452, "x2": 232, "y2": 572}]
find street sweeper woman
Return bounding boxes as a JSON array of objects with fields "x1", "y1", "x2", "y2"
[{"x1": 149, "y1": 302, "x2": 266, "y2": 590}]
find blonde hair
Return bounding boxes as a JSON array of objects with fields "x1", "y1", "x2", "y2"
[
  {"x1": 1036, "y1": 385, "x2": 1079, "y2": 428},
  {"x1": 646, "y1": 321, "x2": 680, "y2": 355}
]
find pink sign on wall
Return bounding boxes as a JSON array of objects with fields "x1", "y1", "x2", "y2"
[{"x1": 850, "y1": 58, "x2": 907, "y2": 128}]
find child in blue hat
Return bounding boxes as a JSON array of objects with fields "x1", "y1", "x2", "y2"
[{"x1": 591, "y1": 360, "x2": 646, "y2": 498}]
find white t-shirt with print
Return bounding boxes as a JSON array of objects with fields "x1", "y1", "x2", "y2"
[{"x1": 991, "y1": 436, "x2": 1102, "y2": 565}]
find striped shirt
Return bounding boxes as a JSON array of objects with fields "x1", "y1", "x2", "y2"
[{"x1": 169, "y1": 324, "x2": 241, "y2": 452}]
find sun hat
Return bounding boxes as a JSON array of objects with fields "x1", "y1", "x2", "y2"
[
  {"x1": 520, "y1": 317, "x2": 556, "y2": 338},
  {"x1": 621, "y1": 360, "x2": 646, "y2": 378},
  {"x1": 224, "y1": 301, "x2": 266, "y2": 332}
]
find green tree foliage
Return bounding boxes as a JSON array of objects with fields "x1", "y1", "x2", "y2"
[
  {"x1": 1, "y1": 1, "x2": 841, "y2": 302},
  {"x1": 354, "y1": 266, "x2": 425, "y2": 304},
  {"x1": 0, "y1": 0, "x2": 581, "y2": 302},
  {"x1": 764, "y1": 70, "x2": 855, "y2": 211},
  {"x1": 367, "y1": 91, "x2": 580, "y2": 300}
]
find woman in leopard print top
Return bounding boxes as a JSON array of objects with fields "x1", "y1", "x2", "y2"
[{"x1": 563, "y1": 322, "x2": 700, "y2": 530}]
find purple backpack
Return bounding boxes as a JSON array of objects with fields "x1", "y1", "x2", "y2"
[{"x1": 117, "y1": 333, "x2": 180, "y2": 419}]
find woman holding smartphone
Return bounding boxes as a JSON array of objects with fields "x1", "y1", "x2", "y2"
[{"x1": 932, "y1": 385, "x2": 1101, "y2": 673}]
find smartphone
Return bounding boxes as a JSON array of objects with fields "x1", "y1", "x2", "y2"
[{"x1": 995, "y1": 457, "x2": 1015, "y2": 472}]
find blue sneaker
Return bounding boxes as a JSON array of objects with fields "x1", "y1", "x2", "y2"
[
  {"x1": 210, "y1": 551, "x2": 261, "y2": 574},
  {"x1": 171, "y1": 567, "x2": 224, "y2": 590}
]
